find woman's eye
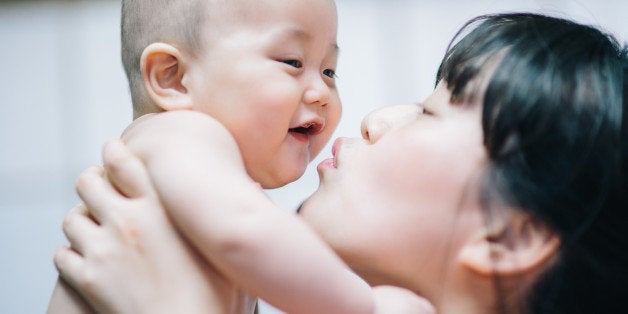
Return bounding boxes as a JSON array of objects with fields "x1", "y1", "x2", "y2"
[
  {"x1": 323, "y1": 69, "x2": 337, "y2": 78},
  {"x1": 282, "y1": 59, "x2": 302, "y2": 68},
  {"x1": 417, "y1": 103, "x2": 433, "y2": 116}
]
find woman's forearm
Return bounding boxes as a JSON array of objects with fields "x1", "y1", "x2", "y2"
[{"x1": 47, "y1": 277, "x2": 94, "y2": 314}]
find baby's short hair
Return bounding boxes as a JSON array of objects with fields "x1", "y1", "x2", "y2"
[{"x1": 121, "y1": 0, "x2": 208, "y2": 116}]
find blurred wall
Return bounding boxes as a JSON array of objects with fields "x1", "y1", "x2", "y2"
[{"x1": 0, "y1": 1, "x2": 626, "y2": 313}]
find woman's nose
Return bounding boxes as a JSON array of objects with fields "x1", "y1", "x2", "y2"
[{"x1": 361, "y1": 104, "x2": 420, "y2": 143}]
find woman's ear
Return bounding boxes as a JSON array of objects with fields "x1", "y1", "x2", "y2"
[
  {"x1": 140, "y1": 42, "x2": 193, "y2": 111},
  {"x1": 458, "y1": 210, "x2": 560, "y2": 277}
]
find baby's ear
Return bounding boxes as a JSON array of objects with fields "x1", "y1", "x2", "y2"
[
  {"x1": 458, "y1": 209, "x2": 560, "y2": 278},
  {"x1": 140, "y1": 43, "x2": 192, "y2": 111}
]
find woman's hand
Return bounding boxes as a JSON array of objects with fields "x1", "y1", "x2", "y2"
[{"x1": 54, "y1": 140, "x2": 232, "y2": 314}]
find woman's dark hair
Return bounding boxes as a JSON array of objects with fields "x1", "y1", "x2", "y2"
[{"x1": 437, "y1": 13, "x2": 627, "y2": 313}]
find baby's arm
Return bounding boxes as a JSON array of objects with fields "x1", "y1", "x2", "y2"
[
  {"x1": 124, "y1": 111, "x2": 374, "y2": 314},
  {"x1": 373, "y1": 286, "x2": 435, "y2": 314}
]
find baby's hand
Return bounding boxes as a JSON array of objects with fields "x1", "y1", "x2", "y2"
[{"x1": 373, "y1": 285, "x2": 436, "y2": 314}]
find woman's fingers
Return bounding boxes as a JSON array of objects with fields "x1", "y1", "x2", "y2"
[
  {"x1": 53, "y1": 245, "x2": 85, "y2": 288},
  {"x1": 62, "y1": 204, "x2": 100, "y2": 255},
  {"x1": 102, "y1": 139, "x2": 154, "y2": 199},
  {"x1": 76, "y1": 166, "x2": 122, "y2": 224}
]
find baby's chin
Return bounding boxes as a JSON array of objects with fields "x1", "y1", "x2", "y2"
[{"x1": 252, "y1": 166, "x2": 307, "y2": 189}]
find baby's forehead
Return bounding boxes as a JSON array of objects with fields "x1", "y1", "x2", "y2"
[
  {"x1": 200, "y1": 0, "x2": 338, "y2": 50},
  {"x1": 204, "y1": 0, "x2": 337, "y2": 28}
]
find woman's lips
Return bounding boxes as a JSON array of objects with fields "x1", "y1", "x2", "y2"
[
  {"x1": 318, "y1": 157, "x2": 335, "y2": 169},
  {"x1": 318, "y1": 137, "x2": 343, "y2": 170}
]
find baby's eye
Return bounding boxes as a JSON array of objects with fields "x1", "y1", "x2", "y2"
[
  {"x1": 282, "y1": 59, "x2": 303, "y2": 68},
  {"x1": 323, "y1": 69, "x2": 337, "y2": 79}
]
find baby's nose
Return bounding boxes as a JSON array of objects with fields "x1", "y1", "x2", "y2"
[{"x1": 304, "y1": 78, "x2": 330, "y2": 106}]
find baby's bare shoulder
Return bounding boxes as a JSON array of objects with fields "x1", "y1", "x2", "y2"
[
  {"x1": 121, "y1": 111, "x2": 238, "y2": 158},
  {"x1": 124, "y1": 111, "x2": 228, "y2": 138}
]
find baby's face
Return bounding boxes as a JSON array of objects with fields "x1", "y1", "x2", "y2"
[{"x1": 186, "y1": 0, "x2": 340, "y2": 188}]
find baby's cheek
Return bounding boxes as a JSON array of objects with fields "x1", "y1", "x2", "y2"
[
  {"x1": 328, "y1": 102, "x2": 342, "y2": 130},
  {"x1": 308, "y1": 141, "x2": 324, "y2": 161},
  {"x1": 310, "y1": 130, "x2": 334, "y2": 160}
]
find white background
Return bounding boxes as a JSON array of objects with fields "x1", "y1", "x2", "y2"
[{"x1": 0, "y1": 1, "x2": 626, "y2": 313}]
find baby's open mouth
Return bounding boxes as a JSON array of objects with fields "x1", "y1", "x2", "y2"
[{"x1": 289, "y1": 122, "x2": 323, "y2": 135}]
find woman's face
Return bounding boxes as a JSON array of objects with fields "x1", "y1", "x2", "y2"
[{"x1": 300, "y1": 82, "x2": 487, "y2": 296}]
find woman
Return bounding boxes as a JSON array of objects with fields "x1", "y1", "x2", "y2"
[{"x1": 54, "y1": 13, "x2": 627, "y2": 313}]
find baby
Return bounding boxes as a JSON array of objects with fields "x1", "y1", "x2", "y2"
[
  {"x1": 49, "y1": 0, "x2": 429, "y2": 313},
  {"x1": 50, "y1": 0, "x2": 363, "y2": 312}
]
